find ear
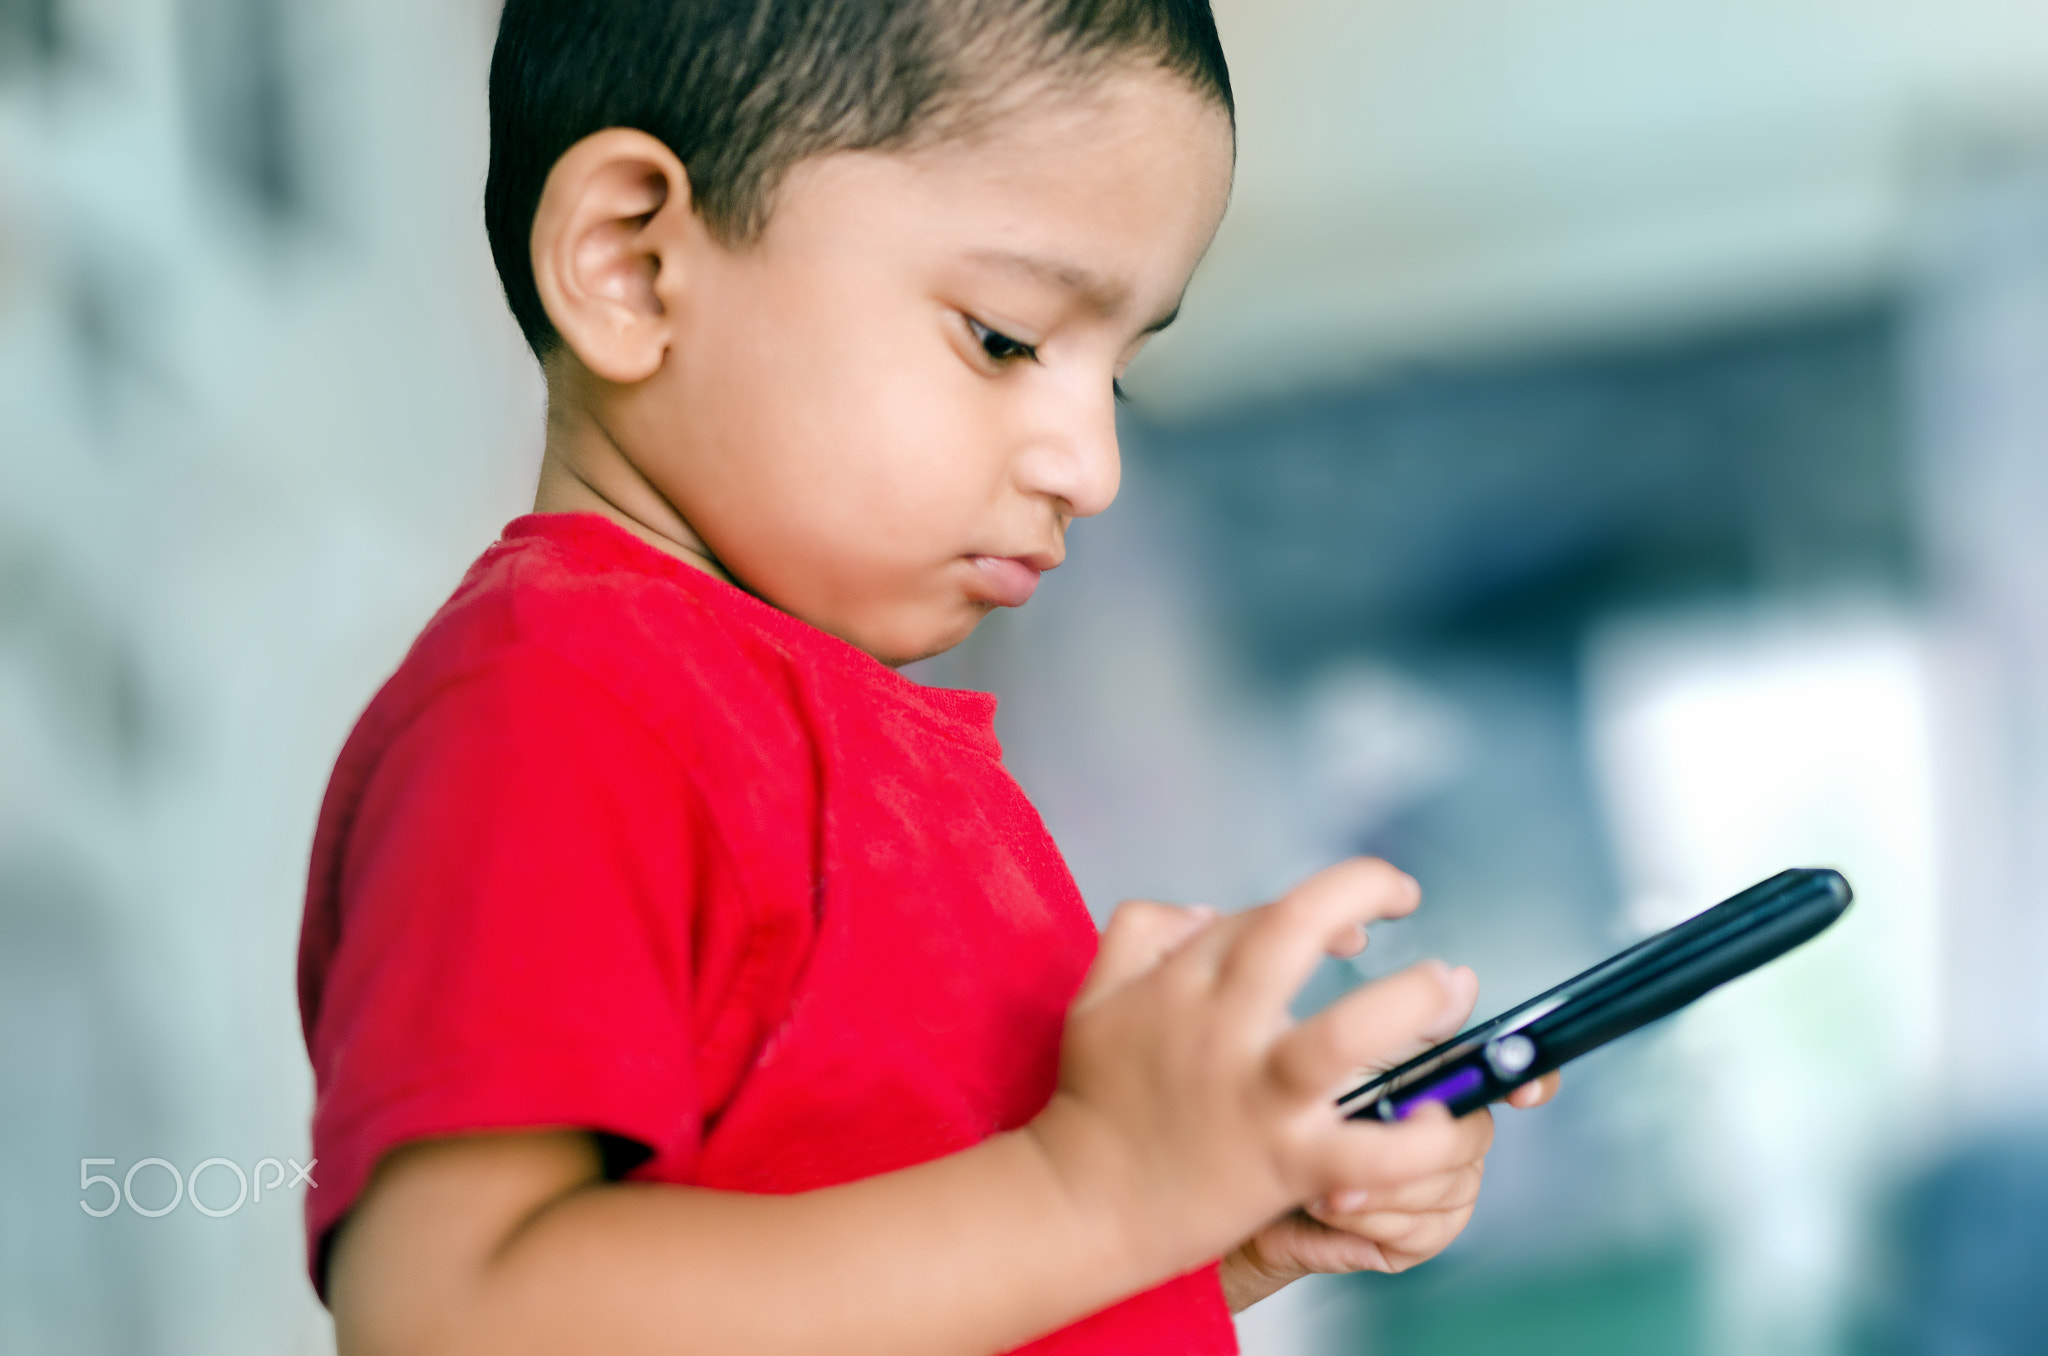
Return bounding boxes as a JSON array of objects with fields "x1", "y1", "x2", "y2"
[{"x1": 530, "y1": 128, "x2": 699, "y2": 384}]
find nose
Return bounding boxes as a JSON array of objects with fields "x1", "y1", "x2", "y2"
[{"x1": 1016, "y1": 380, "x2": 1122, "y2": 521}]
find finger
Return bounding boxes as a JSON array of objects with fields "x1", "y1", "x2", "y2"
[
  {"x1": 1355, "y1": 962, "x2": 1480, "y2": 1072},
  {"x1": 1074, "y1": 900, "x2": 1216, "y2": 1006},
  {"x1": 1312, "y1": 1103, "x2": 1496, "y2": 1197},
  {"x1": 1310, "y1": 1161, "x2": 1483, "y2": 1224},
  {"x1": 1358, "y1": 961, "x2": 1479, "y2": 1075},
  {"x1": 1268, "y1": 960, "x2": 1462, "y2": 1098},
  {"x1": 1311, "y1": 1176, "x2": 1468, "y2": 1227},
  {"x1": 1337, "y1": 1202, "x2": 1476, "y2": 1270},
  {"x1": 1506, "y1": 1070, "x2": 1561, "y2": 1109},
  {"x1": 1206, "y1": 858, "x2": 1422, "y2": 1016},
  {"x1": 1437, "y1": 966, "x2": 1479, "y2": 1040},
  {"x1": 1252, "y1": 1212, "x2": 1395, "y2": 1278},
  {"x1": 1327, "y1": 921, "x2": 1368, "y2": 959}
]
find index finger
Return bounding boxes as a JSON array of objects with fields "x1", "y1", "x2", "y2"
[
  {"x1": 1206, "y1": 858, "x2": 1422, "y2": 1013},
  {"x1": 1268, "y1": 959, "x2": 1465, "y2": 1100}
]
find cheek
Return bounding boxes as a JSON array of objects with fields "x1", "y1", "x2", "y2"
[
  {"x1": 783, "y1": 346, "x2": 992, "y2": 534},
  {"x1": 687, "y1": 299, "x2": 992, "y2": 561},
  {"x1": 851, "y1": 390, "x2": 990, "y2": 528}
]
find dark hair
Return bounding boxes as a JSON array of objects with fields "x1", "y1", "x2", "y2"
[{"x1": 485, "y1": 0, "x2": 1233, "y2": 358}]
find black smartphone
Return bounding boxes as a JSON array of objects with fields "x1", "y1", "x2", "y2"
[{"x1": 1335, "y1": 866, "x2": 1853, "y2": 1123}]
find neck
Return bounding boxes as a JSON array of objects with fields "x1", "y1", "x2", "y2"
[{"x1": 532, "y1": 374, "x2": 731, "y2": 585}]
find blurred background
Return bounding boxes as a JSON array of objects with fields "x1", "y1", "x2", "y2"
[{"x1": 5, "y1": 1, "x2": 2048, "y2": 1352}]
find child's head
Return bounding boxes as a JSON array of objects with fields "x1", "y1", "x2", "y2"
[{"x1": 485, "y1": 1, "x2": 1235, "y2": 665}]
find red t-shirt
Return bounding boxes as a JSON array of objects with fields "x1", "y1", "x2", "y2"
[{"x1": 297, "y1": 513, "x2": 1236, "y2": 1353}]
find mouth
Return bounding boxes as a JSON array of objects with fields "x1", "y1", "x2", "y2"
[{"x1": 963, "y1": 554, "x2": 1052, "y2": 607}]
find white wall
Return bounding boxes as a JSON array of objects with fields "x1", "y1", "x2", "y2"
[
  {"x1": 0, "y1": 3, "x2": 536, "y2": 1350},
  {"x1": 1134, "y1": 0, "x2": 2048, "y2": 408}
]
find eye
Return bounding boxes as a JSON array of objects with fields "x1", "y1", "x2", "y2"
[{"x1": 967, "y1": 317, "x2": 1038, "y2": 365}]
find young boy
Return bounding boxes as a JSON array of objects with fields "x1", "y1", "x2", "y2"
[{"x1": 296, "y1": 2, "x2": 1556, "y2": 1352}]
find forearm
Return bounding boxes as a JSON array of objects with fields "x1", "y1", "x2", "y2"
[
  {"x1": 332, "y1": 866, "x2": 1486, "y2": 1352},
  {"x1": 331, "y1": 1126, "x2": 1171, "y2": 1356}
]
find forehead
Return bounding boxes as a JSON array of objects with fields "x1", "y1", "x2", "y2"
[
  {"x1": 909, "y1": 68, "x2": 1235, "y2": 228},
  {"x1": 762, "y1": 69, "x2": 1235, "y2": 309}
]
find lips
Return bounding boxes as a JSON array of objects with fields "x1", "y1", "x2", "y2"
[{"x1": 965, "y1": 555, "x2": 1044, "y2": 607}]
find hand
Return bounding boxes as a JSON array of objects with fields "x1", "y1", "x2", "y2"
[
  {"x1": 1024, "y1": 858, "x2": 1489, "y2": 1287},
  {"x1": 1218, "y1": 1074, "x2": 1561, "y2": 1311}
]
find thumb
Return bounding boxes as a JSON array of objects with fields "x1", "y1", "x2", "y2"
[
  {"x1": 1075, "y1": 899, "x2": 1217, "y2": 1007},
  {"x1": 1269, "y1": 960, "x2": 1468, "y2": 1099}
]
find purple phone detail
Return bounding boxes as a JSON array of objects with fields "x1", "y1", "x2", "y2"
[{"x1": 1391, "y1": 1065, "x2": 1485, "y2": 1119}]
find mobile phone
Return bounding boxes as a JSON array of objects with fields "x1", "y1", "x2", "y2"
[{"x1": 1335, "y1": 866, "x2": 1852, "y2": 1123}]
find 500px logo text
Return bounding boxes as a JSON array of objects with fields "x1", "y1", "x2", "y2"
[{"x1": 80, "y1": 1156, "x2": 316, "y2": 1218}]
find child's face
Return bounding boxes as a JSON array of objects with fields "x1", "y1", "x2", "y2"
[{"x1": 597, "y1": 70, "x2": 1234, "y2": 665}]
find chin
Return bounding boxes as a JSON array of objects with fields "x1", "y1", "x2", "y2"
[{"x1": 875, "y1": 606, "x2": 991, "y2": 668}]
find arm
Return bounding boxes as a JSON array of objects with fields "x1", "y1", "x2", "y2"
[
  {"x1": 331, "y1": 859, "x2": 1496, "y2": 1356},
  {"x1": 330, "y1": 1124, "x2": 1152, "y2": 1356}
]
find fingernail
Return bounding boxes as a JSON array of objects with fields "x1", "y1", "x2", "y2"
[{"x1": 1328, "y1": 1189, "x2": 1369, "y2": 1213}]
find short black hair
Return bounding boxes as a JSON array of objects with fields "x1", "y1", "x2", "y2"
[{"x1": 485, "y1": 0, "x2": 1233, "y2": 358}]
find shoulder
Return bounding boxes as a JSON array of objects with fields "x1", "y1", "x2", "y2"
[
  {"x1": 307, "y1": 517, "x2": 833, "y2": 888},
  {"x1": 301, "y1": 515, "x2": 832, "y2": 1003},
  {"x1": 369, "y1": 514, "x2": 815, "y2": 765},
  {"x1": 434, "y1": 516, "x2": 759, "y2": 697}
]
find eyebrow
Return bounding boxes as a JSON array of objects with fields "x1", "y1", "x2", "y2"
[{"x1": 966, "y1": 249, "x2": 1182, "y2": 335}]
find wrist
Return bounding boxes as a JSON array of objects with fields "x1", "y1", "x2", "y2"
[{"x1": 1017, "y1": 1094, "x2": 1190, "y2": 1293}]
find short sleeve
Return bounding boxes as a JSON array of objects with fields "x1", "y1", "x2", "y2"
[{"x1": 302, "y1": 651, "x2": 702, "y2": 1274}]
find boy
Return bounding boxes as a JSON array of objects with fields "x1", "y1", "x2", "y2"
[{"x1": 297, "y1": 2, "x2": 1557, "y2": 1352}]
